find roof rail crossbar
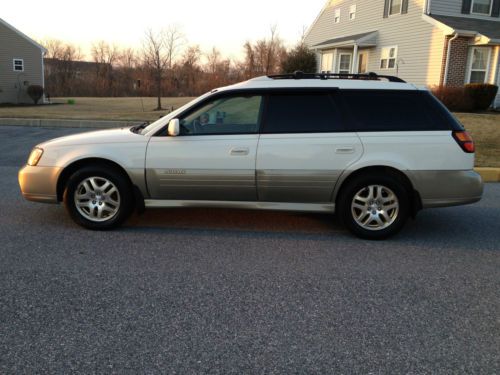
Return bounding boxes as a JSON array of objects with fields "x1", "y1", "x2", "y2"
[{"x1": 268, "y1": 71, "x2": 406, "y2": 83}]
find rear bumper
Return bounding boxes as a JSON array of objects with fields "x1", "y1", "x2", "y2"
[
  {"x1": 18, "y1": 165, "x2": 61, "y2": 204},
  {"x1": 409, "y1": 170, "x2": 483, "y2": 208}
]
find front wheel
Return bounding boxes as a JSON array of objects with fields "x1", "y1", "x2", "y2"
[
  {"x1": 338, "y1": 174, "x2": 410, "y2": 240},
  {"x1": 63, "y1": 166, "x2": 133, "y2": 230}
]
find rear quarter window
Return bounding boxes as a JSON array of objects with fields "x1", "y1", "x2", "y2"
[{"x1": 339, "y1": 90, "x2": 461, "y2": 131}]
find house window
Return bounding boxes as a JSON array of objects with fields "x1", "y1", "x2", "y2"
[
  {"x1": 13, "y1": 59, "x2": 24, "y2": 72},
  {"x1": 321, "y1": 52, "x2": 334, "y2": 72},
  {"x1": 349, "y1": 5, "x2": 357, "y2": 20},
  {"x1": 334, "y1": 8, "x2": 341, "y2": 23},
  {"x1": 338, "y1": 53, "x2": 352, "y2": 74},
  {"x1": 380, "y1": 46, "x2": 397, "y2": 69},
  {"x1": 389, "y1": 0, "x2": 402, "y2": 15},
  {"x1": 471, "y1": 0, "x2": 492, "y2": 15},
  {"x1": 468, "y1": 47, "x2": 491, "y2": 83}
]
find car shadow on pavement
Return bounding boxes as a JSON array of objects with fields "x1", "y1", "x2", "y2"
[{"x1": 35, "y1": 203, "x2": 498, "y2": 250}]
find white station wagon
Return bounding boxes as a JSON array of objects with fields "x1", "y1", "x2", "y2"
[{"x1": 19, "y1": 72, "x2": 483, "y2": 239}]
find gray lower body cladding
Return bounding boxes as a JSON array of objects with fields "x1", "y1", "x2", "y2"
[
  {"x1": 407, "y1": 170, "x2": 483, "y2": 208},
  {"x1": 20, "y1": 165, "x2": 483, "y2": 210}
]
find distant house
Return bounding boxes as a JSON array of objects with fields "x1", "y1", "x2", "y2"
[
  {"x1": 0, "y1": 18, "x2": 46, "y2": 104},
  {"x1": 305, "y1": 0, "x2": 500, "y2": 108}
]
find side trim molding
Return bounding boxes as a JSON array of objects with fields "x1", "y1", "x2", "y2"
[{"x1": 144, "y1": 200, "x2": 336, "y2": 213}]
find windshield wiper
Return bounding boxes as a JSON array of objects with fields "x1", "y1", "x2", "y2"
[{"x1": 131, "y1": 122, "x2": 149, "y2": 133}]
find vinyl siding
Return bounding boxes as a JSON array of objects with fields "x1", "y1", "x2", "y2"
[
  {"x1": 305, "y1": 0, "x2": 447, "y2": 85},
  {"x1": 431, "y1": 0, "x2": 500, "y2": 21},
  {"x1": 0, "y1": 21, "x2": 43, "y2": 104}
]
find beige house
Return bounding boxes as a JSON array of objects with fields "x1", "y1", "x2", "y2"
[
  {"x1": 305, "y1": 0, "x2": 500, "y2": 108},
  {"x1": 0, "y1": 18, "x2": 46, "y2": 104}
]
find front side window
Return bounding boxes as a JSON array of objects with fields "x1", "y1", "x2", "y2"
[
  {"x1": 179, "y1": 95, "x2": 262, "y2": 135},
  {"x1": 263, "y1": 93, "x2": 342, "y2": 133},
  {"x1": 389, "y1": 0, "x2": 402, "y2": 15},
  {"x1": 380, "y1": 46, "x2": 397, "y2": 69},
  {"x1": 338, "y1": 54, "x2": 352, "y2": 74},
  {"x1": 334, "y1": 8, "x2": 341, "y2": 23},
  {"x1": 468, "y1": 47, "x2": 490, "y2": 83},
  {"x1": 471, "y1": 0, "x2": 492, "y2": 15},
  {"x1": 13, "y1": 59, "x2": 24, "y2": 72}
]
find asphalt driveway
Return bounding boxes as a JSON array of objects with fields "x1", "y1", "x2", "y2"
[{"x1": 0, "y1": 126, "x2": 499, "y2": 373}]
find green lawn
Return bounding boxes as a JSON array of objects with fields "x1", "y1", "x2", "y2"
[
  {"x1": 0, "y1": 98, "x2": 498, "y2": 167},
  {"x1": 455, "y1": 113, "x2": 500, "y2": 168},
  {"x1": 0, "y1": 97, "x2": 195, "y2": 122}
]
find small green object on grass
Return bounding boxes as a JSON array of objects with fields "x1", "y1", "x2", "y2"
[{"x1": 67, "y1": 99, "x2": 76, "y2": 105}]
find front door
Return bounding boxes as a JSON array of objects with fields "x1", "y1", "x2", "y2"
[
  {"x1": 146, "y1": 94, "x2": 263, "y2": 201},
  {"x1": 358, "y1": 52, "x2": 368, "y2": 73}
]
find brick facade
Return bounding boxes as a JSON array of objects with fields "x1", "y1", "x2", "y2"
[{"x1": 439, "y1": 36, "x2": 471, "y2": 87}]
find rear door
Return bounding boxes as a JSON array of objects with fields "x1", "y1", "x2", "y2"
[
  {"x1": 146, "y1": 94, "x2": 263, "y2": 201},
  {"x1": 256, "y1": 91, "x2": 363, "y2": 203}
]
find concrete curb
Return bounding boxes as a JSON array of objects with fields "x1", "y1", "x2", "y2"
[
  {"x1": 475, "y1": 168, "x2": 500, "y2": 183},
  {"x1": 0, "y1": 118, "x2": 141, "y2": 129},
  {"x1": 1, "y1": 118, "x2": 499, "y2": 182}
]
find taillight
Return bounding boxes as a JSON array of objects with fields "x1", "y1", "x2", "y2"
[{"x1": 452, "y1": 131, "x2": 475, "y2": 153}]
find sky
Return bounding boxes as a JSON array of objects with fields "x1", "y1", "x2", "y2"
[{"x1": 2, "y1": 0, "x2": 326, "y2": 61}]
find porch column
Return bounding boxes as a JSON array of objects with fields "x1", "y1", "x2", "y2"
[
  {"x1": 352, "y1": 44, "x2": 359, "y2": 74},
  {"x1": 332, "y1": 49, "x2": 338, "y2": 73}
]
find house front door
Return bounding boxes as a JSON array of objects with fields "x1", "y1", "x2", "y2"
[{"x1": 358, "y1": 52, "x2": 368, "y2": 73}]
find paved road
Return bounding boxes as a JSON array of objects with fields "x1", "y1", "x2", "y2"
[{"x1": 1, "y1": 126, "x2": 499, "y2": 373}]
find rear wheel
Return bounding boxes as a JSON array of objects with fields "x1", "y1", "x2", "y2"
[
  {"x1": 63, "y1": 166, "x2": 133, "y2": 230},
  {"x1": 338, "y1": 174, "x2": 409, "y2": 240}
]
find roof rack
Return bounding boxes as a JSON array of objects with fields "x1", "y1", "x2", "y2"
[{"x1": 267, "y1": 71, "x2": 406, "y2": 83}]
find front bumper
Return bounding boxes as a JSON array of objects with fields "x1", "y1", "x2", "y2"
[
  {"x1": 18, "y1": 165, "x2": 62, "y2": 203},
  {"x1": 410, "y1": 170, "x2": 483, "y2": 208}
]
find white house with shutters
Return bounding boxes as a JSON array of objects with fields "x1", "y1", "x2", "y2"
[{"x1": 304, "y1": 0, "x2": 500, "y2": 107}]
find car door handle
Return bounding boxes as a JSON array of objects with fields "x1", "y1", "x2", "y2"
[
  {"x1": 335, "y1": 147, "x2": 355, "y2": 154},
  {"x1": 230, "y1": 147, "x2": 250, "y2": 156}
]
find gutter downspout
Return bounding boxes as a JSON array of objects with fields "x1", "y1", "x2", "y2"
[
  {"x1": 41, "y1": 50, "x2": 46, "y2": 103},
  {"x1": 426, "y1": 0, "x2": 432, "y2": 14},
  {"x1": 443, "y1": 33, "x2": 458, "y2": 86}
]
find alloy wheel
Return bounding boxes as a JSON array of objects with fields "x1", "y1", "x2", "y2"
[
  {"x1": 351, "y1": 185, "x2": 399, "y2": 231},
  {"x1": 74, "y1": 177, "x2": 121, "y2": 222}
]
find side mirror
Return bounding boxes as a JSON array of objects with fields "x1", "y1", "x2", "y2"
[{"x1": 168, "y1": 119, "x2": 180, "y2": 136}]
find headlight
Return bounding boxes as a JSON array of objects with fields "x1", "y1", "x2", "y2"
[{"x1": 27, "y1": 147, "x2": 44, "y2": 166}]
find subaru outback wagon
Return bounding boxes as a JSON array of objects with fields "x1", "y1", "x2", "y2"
[{"x1": 19, "y1": 72, "x2": 483, "y2": 239}]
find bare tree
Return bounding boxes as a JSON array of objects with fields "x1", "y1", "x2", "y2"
[
  {"x1": 142, "y1": 26, "x2": 184, "y2": 110},
  {"x1": 182, "y1": 45, "x2": 201, "y2": 68},
  {"x1": 164, "y1": 25, "x2": 185, "y2": 70},
  {"x1": 91, "y1": 41, "x2": 120, "y2": 95},
  {"x1": 41, "y1": 38, "x2": 64, "y2": 59},
  {"x1": 119, "y1": 48, "x2": 137, "y2": 70},
  {"x1": 242, "y1": 25, "x2": 286, "y2": 78},
  {"x1": 206, "y1": 47, "x2": 221, "y2": 74},
  {"x1": 41, "y1": 39, "x2": 84, "y2": 96}
]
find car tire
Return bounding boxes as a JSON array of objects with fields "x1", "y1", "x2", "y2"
[
  {"x1": 63, "y1": 166, "x2": 133, "y2": 230},
  {"x1": 337, "y1": 173, "x2": 410, "y2": 240}
]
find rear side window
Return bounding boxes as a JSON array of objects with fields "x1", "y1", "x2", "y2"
[
  {"x1": 263, "y1": 93, "x2": 342, "y2": 133},
  {"x1": 340, "y1": 90, "x2": 456, "y2": 131}
]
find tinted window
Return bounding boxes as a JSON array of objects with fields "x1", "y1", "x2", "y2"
[
  {"x1": 340, "y1": 90, "x2": 453, "y2": 131},
  {"x1": 179, "y1": 95, "x2": 262, "y2": 135},
  {"x1": 263, "y1": 93, "x2": 342, "y2": 133}
]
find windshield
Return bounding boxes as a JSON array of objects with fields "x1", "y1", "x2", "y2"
[{"x1": 140, "y1": 92, "x2": 214, "y2": 135}]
